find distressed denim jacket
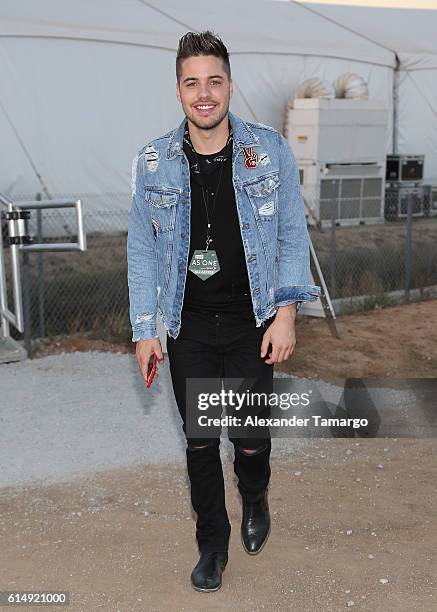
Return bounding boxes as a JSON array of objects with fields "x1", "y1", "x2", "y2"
[{"x1": 127, "y1": 110, "x2": 321, "y2": 341}]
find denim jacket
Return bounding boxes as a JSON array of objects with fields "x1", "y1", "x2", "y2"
[{"x1": 127, "y1": 110, "x2": 321, "y2": 341}]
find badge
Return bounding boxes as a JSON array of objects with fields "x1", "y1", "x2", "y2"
[
  {"x1": 188, "y1": 250, "x2": 220, "y2": 280},
  {"x1": 145, "y1": 144, "x2": 159, "y2": 172},
  {"x1": 259, "y1": 153, "x2": 271, "y2": 166},
  {"x1": 258, "y1": 200, "x2": 275, "y2": 216},
  {"x1": 243, "y1": 147, "x2": 258, "y2": 169}
]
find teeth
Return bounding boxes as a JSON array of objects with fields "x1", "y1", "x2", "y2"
[{"x1": 197, "y1": 105, "x2": 214, "y2": 110}]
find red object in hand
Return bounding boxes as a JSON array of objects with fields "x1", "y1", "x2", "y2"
[{"x1": 146, "y1": 354, "x2": 157, "y2": 388}]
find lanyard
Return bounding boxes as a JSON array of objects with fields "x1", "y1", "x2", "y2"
[
  {"x1": 183, "y1": 123, "x2": 232, "y2": 251},
  {"x1": 197, "y1": 158, "x2": 225, "y2": 251}
]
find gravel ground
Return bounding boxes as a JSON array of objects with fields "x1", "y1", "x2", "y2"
[
  {"x1": 0, "y1": 351, "x2": 430, "y2": 488},
  {"x1": 1, "y1": 352, "x2": 308, "y2": 487},
  {"x1": 1, "y1": 352, "x2": 185, "y2": 487}
]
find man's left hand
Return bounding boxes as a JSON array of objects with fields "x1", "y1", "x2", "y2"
[{"x1": 260, "y1": 303, "x2": 297, "y2": 364}]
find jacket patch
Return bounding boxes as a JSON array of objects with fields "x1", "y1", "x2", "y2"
[
  {"x1": 259, "y1": 200, "x2": 275, "y2": 216},
  {"x1": 151, "y1": 217, "x2": 159, "y2": 239},
  {"x1": 145, "y1": 144, "x2": 159, "y2": 172},
  {"x1": 131, "y1": 153, "x2": 139, "y2": 197},
  {"x1": 135, "y1": 312, "x2": 155, "y2": 323},
  {"x1": 259, "y1": 153, "x2": 271, "y2": 166},
  {"x1": 243, "y1": 147, "x2": 258, "y2": 169}
]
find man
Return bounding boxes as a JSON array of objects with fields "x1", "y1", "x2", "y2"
[{"x1": 127, "y1": 31, "x2": 321, "y2": 592}]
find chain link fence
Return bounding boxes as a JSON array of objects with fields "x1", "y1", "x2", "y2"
[
  {"x1": 2, "y1": 188, "x2": 437, "y2": 351},
  {"x1": 307, "y1": 183, "x2": 437, "y2": 307}
]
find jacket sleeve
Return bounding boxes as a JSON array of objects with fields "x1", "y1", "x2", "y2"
[
  {"x1": 275, "y1": 133, "x2": 321, "y2": 313},
  {"x1": 127, "y1": 150, "x2": 159, "y2": 341}
]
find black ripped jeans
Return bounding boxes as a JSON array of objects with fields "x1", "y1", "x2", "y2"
[{"x1": 166, "y1": 308, "x2": 274, "y2": 553}]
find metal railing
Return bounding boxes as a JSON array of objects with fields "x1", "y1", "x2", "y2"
[{"x1": 0, "y1": 192, "x2": 86, "y2": 358}]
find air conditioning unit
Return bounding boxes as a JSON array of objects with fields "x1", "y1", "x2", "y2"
[
  {"x1": 300, "y1": 161, "x2": 385, "y2": 227},
  {"x1": 286, "y1": 98, "x2": 388, "y2": 164},
  {"x1": 384, "y1": 184, "x2": 433, "y2": 220}
]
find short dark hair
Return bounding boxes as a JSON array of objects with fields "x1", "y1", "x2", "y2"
[{"x1": 176, "y1": 30, "x2": 231, "y2": 82}]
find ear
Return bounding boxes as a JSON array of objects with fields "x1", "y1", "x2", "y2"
[
  {"x1": 229, "y1": 78, "x2": 233, "y2": 99},
  {"x1": 176, "y1": 81, "x2": 181, "y2": 102}
]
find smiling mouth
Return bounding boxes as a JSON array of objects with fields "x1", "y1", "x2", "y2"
[{"x1": 194, "y1": 104, "x2": 217, "y2": 115}]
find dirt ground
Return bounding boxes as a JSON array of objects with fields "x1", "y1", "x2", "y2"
[
  {"x1": 4, "y1": 299, "x2": 436, "y2": 611},
  {"x1": 32, "y1": 298, "x2": 437, "y2": 379},
  {"x1": 278, "y1": 297, "x2": 437, "y2": 379},
  {"x1": 2, "y1": 439, "x2": 436, "y2": 611}
]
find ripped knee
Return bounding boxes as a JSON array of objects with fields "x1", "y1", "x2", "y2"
[
  {"x1": 237, "y1": 443, "x2": 269, "y2": 456},
  {"x1": 187, "y1": 440, "x2": 219, "y2": 452}
]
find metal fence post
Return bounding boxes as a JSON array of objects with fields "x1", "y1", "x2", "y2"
[
  {"x1": 22, "y1": 250, "x2": 32, "y2": 357},
  {"x1": 404, "y1": 190, "x2": 412, "y2": 300},
  {"x1": 35, "y1": 193, "x2": 46, "y2": 337},
  {"x1": 330, "y1": 200, "x2": 337, "y2": 297}
]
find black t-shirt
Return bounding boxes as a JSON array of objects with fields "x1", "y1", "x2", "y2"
[{"x1": 182, "y1": 126, "x2": 252, "y2": 314}]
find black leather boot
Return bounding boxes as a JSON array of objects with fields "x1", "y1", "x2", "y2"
[
  {"x1": 241, "y1": 490, "x2": 271, "y2": 555},
  {"x1": 191, "y1": 551, "x2": 228, "y2": 592}
]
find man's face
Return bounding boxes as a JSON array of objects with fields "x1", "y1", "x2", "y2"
[{"x1": 176, "y1": 55, "x2": 233, "y2": 131}]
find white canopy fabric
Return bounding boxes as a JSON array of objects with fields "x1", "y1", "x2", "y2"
[
  {"x1": 294, "y1": 1, "x2": 437, "y2": 181},
  {"x1": 0, "y1": 0, "x2": 417, "y2": 205}
]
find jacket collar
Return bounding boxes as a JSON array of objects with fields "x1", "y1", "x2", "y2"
[{"x1": 166, "y1": 110, "x2": 259, "y2": 160}]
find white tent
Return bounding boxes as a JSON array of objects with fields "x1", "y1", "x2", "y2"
[
  {"x1": 293, "y1": 1, "x2": 437, "y2": 182},
  {"x1": 0, "y1": 0, "x2": 401, "y2": 207}
]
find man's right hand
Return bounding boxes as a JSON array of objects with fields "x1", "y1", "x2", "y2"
[{"x1": 135, "y1": 338, "x2": 164, "y2": 383}]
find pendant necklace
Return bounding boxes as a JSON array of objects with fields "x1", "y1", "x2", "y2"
[{"x1": 188, "y1": 131, "x2": 232, "y2": 281}]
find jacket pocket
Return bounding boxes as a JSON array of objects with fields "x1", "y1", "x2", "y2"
[
  {"x1": 243, "y1": 173, "x2": 280, "y2": 222},
  {"x1": 145, "y1": 189, "x2": 179, "y2": 233}
]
